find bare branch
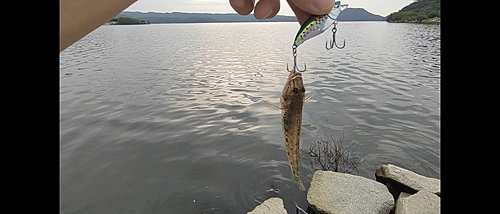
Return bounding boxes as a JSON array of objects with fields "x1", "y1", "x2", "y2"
[{"x1": 301, "y1": 133, "x2": 362, "y2": 174}]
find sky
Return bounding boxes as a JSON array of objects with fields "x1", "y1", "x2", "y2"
[{"x1": 125, "y1": 0, "x2": 415, "y2": 17}]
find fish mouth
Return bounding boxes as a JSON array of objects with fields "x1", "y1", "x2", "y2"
[{"x1": 289, "y1": 71, "x2": 302, "y2": 81}]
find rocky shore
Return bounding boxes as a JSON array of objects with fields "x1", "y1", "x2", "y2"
[{"x1": 247, "y1": 164, "x2": 440, "y2": 214}]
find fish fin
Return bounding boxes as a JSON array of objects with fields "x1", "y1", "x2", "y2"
[
  {"x1": 262, "y1": 99, "x2": 282, "y2": 109},
  {"x1": 304, "y1": 93, "x2": 315, "y2": 103}
]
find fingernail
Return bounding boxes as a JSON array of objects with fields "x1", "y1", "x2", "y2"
[
  {"x1": 312, "y1": 0, "x2": 334, "y2": 10},
  {"x1": 234, "y1": 0, "x2": 245, "y2": 8},
  {"x1": 262, "y1": 8, "x2": 273, "y2": 19}
]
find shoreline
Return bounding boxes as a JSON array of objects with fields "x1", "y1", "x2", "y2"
[{"x1": 248, "y1": 164, "x2": 440, "y2": 214}]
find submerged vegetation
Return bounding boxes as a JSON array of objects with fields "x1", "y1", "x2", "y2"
[
  {"x1": 109, "y1": 17, "x2": 150, "y2": 25},
  {"x1": 386, "y1": 0, "x2": 440, "y2": 24},
  {"x1": 300, "y1": 134, "x2": 363, "y2": 174}
]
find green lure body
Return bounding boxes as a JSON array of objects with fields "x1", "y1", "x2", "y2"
[{"x1": 293, "y1": 1, "x2": 347, "y2": 47}]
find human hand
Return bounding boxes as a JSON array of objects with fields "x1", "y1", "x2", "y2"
[{"x1": 229, "y1": 0, "x2": 335, "y2": 25}]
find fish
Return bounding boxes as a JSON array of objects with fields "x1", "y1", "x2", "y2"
[
  {"x1": 265, "y1": 71, "x2": 313, "y2": 190},
  {"x1": 281, "y1": 71, "x2": 307, "y2": 190}
]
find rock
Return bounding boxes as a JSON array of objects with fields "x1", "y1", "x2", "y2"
[
  {"x1": 247, "y1": 197, "x2": 287, "y2": 214},
  {"x1": 375, "y1": 164, "x2": 441, "y2": 196},
  {"x1": 307, "y1": 170, "x2": 394, "y2": 214},
  {"x1": 395, "y1": 190, "x2": 440, "y2": 214}
]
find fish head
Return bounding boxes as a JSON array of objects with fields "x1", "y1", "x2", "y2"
[{"x1": 281, "y1": 71, "x2": 305, "y2": 106}]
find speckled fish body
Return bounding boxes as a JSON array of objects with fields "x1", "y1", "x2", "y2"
[
  {"x1": 280, "y1": 71, "x2": 306, "y2": 190},
  {"x1": 293, "y1": 1, "x2": 346, "y2": 47}
]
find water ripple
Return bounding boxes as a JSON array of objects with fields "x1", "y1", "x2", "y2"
[{"x1": 60, "y1": 22, "x2": 440, "y2": 213}]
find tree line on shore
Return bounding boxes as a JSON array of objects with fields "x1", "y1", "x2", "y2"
[
  {"x1": 109, "y1": 17, "x2": 150, "y2": 25},
  {"x1": 386, "y1": 0, "x2": 440, "y2": 23}
]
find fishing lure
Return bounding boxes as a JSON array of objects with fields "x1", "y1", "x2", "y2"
[{"x1": 287, "y1": 1, "x2": 348, "y2": 72}]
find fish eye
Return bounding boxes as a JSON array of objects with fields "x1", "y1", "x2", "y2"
[
  {"x1": 302, "y1": 87, "x2": 305, "y2": 93},
  {"x1": 293, "y1": 88, "x2": 299, "y2": 94}
]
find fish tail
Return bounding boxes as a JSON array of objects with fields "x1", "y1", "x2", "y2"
[{"x1": 294, "y1": 174, "x2": 305, "y2": 191}]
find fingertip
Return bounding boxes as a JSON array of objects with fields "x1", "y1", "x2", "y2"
[
  {"x1": 254, "y1": 0, "x2": 280, "y2": 20},
  {"x1": 230, "y1": 0, "x2": 254, "y2": 15},
  {"x1": 286, "y1": 0, "x2": 311, "y2": 25},
  {"x1": 312, "y1": 0, "x2": 335, "y2": 14},
  {"x1": 294, "y1": 11, "x2": 310, "y2": 25},
  {"x1": 290, "y1": 0, "x2": 334, "y2": 16}
]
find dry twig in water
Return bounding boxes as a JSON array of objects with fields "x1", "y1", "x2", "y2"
[{"x1": 300, "y1": 133, "x2": 363, "y2": 173}]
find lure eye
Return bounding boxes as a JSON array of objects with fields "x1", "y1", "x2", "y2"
[
  {"x1": 293, "y1": 88, "x2": 299, "y2": 94},
  {"x1": 302, "y1": 87, "x2": 306, "y2": 93}
]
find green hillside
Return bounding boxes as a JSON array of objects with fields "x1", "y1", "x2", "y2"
[{"x1": 386, "y1": 0, "x2": 440, "y2": 23}]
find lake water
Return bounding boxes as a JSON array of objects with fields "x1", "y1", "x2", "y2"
[{"x1": 60, "y1": 21, "x2": 440, "y2": 213}]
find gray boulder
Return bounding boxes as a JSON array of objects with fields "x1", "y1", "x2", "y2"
[
  {"x1": 375, "y1": 164, "x2": 441, "y2": 196},
  {"x1": 395, "y1": 190, "x2": 440, "y2": 214},
  {"x1": 247, "y1": 197, "x2": 287, "y2": 214},
  {"x1": 307, "y1": 170, "x2": 394, "y2": 214}
]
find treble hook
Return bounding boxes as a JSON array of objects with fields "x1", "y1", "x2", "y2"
[
  {"x1": 287, "y1": 45, "x2": 306, "y2": 72},
  {"x1": 325, "y1": 22, "x2": 345, "y2": 50}
]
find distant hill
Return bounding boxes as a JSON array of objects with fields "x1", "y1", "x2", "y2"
[
  {"x1": 117, "y1": 8, "x2": 385, "y2": 24},
  {"x1": 109, "y1": 17, "x2": 150, "y2": 25},
  {"x1": 386, "y1": 0, "x2": 440, "y2": 23},
  {"x1": 336, "y1": 8, "x2": 386, "y2": 21}
]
